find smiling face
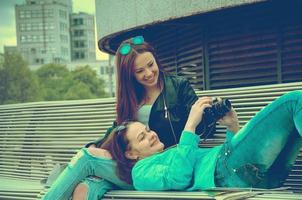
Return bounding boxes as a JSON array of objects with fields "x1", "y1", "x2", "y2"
[
  {"x1": 133, "y1": 52, "x2": 160, "y2": 89},
  {"x1": 124, "y1": 122, "x2": 164, "y2": 160}
]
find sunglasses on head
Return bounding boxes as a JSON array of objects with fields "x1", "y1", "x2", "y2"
[
  {"x1": 115, "y1": 120, "x2": 133, "y2": 135},
  {"x1": 116, "y1": 124, "x2": 126, "y2": 134},
  {"x1": 115, "y1": 121, "x2": 132, "y2": 151},
  {"x1": 119, "y1": 36, "x2": 144, "y2": 55}
]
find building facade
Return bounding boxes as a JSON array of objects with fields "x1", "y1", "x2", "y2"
[
  {"x1": 70, "y1": 12, "x2": 96, "y2": 62},
  {"x1": 15, "y1": 0, "x2": 97, "y2": 65},
  {"x1": 15, "y1": 0, "x2": 72, "y2": 65}
]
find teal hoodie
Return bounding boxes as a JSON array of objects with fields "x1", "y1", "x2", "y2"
[{"x1": 132, "y1": 131, "x2": 234, "y2": 191}]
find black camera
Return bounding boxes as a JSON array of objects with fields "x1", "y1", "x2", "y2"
[{"x1": 203, "y1": 98, "x2": 232, "y2": 126}]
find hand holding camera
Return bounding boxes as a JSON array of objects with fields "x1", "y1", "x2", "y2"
[
  {"x1": 184, "y1": 97, "x2": 213, "y2": 133},
  {"x1": 185, "y1": 96, "x2": 238, "y2": 135},
  {"x1": 203, "y1": 97, "x2": 239, "y2": 133},
  {"x1": 203, "y1": 97, "x2": 232, "y2": 125}
]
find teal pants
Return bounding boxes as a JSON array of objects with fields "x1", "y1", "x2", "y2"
[
  {"x1": 41, "y1": 148, "x2": 132, "y2": 200},
  {"x1": 215, "y1": 90, "x2": 302, "y2": 188}
]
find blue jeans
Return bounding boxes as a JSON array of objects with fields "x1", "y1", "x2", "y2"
[
  {"x1": 41, "y1": 148, "x2": 132, "y2": 200},
  {"x1": 215, "y1": 90, "x2": 302, "y2": 188}
]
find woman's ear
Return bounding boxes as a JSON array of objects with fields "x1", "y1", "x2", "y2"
[{"x1": 125, "y1": 150, "x2": 139, "y2": 160}]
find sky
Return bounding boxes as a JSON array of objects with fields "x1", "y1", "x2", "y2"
[{"x1": 0, "y1": 0, "x2": 108, "y2": 60}]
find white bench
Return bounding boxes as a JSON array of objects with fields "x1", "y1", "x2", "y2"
[{"x1": 0, "y1": 82, "x2": 301, "y2": 200}]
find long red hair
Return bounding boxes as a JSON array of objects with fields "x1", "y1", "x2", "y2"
[
  {"x1": 101, "y1": 121, "x2": 136, "y2": 184},
  {"x1": 115, "y1": 39, "x2": 164, "y2": 124}
]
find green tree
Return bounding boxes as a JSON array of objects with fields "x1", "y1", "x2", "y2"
[
  {"x1": 64, "y1": 82, "x2": 95, "y2": 100},
  {"x1": 0, "y1": 52, "x2": 42, "y2": 104},
  {"x1": 35, "y1": 63, "x2": 70, "y2": 101},
  {"x1": 36, "y1": 64, "x2": 108, "y2": 101},
  {"x1": 66, "y1": 65, "x2": 108, "y2": 99}
]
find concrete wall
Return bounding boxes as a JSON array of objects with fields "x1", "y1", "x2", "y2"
[{"x1": 95, "y1": 0, "x2": 266, "y2": 42}]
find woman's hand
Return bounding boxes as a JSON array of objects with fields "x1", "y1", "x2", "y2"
[
  {"x1": 184, "y1": 97, "x2": 212, "y2": 133},
  {"x1": 218, "y1": 108, "x2": 240, "y2": 133}
]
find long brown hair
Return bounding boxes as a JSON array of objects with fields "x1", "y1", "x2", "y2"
[
  {"x1": 101, "y1": 121, "x2": 136, "y2": 184},
  {"x1": 115, "y1": 38, "x2": 164, "y2": 124}
]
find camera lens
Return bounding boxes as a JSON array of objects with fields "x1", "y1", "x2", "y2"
[
  {"x1": 221, "y1": 99, "x2": 231, "y2": 113},
  {"x1": 203, "y1": 98, "x2": 232, "y2": 125}
]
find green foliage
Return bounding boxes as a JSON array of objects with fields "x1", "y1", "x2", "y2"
[
  {"x1": 36, "y1": 64, "x2": 108, "y2": 101},
  {"x1": 35, "y1": 63, "x2": 70, "y2": 101},
  {"x1": 68, "y1": 65, "x2": 108, "y2": 99},
  {"x1": 0, "y1": 52, "x2": 42, "y2": 104},
  {"x1": 64, "y1": 82, "x2": 94, "y2": 100},
  {"x1": 0, "y1": 53, "x2": 109, "y2": 105}
]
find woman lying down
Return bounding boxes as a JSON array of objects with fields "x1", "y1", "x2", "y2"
[{"x1": 43, "y1": 91, "x2": 302, "y2": 199}]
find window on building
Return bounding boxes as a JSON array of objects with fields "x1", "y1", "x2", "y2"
[
  {"x1": 80, "y1": 52, "x2": 85, "y2": 58},
  {"x1": 59, "y1": 10, "x2": 67, "y2": 19},
  {"x1": 31, "y1": 10, "x2": 42, "y2": 18},
  {"x1": 80, "y1": 18, "x2": 84, "y2": 25},
  {"x1": 74, "y1": 30, "x2": 84, "y2": 37},
  {"x1": 45, "y1": 22, "x2": 54, "y2": 30},
  {"x1": 74, "y1": 41, "x2": 85, "y2": 48},
  {"x1": 60, "y1": 35, "x2": 68, "y2": 43},
  {"x1": 72, "y1": 19, "x2": 77, "y2": 25},
  {"x1": 25, "y1": 10, "x2": 31, "y2": 18},
  {"x1": 31, "y1": 10, "x2": 37, "y2": 17},
  {"x1": 45, "y1": 9, "x2": 54, "y2": 17},
  {"x1": 74, "y1": 41, "x2": 78, "y2": 48},
  {"x1": 74, "y1": 52, "x2": 79, "y2": 59},
  {"x1": 38, "y1": 23, "x2": 43, "y2": 30},
  {"x1": 32, "y1": 35, "x2": 38, "y2": 42},
  {"x1": 80, "y1": 41, "x2": 85, "y2": 47},
  {"x1": 73, "y1": 18, "x2": 84, "y2": 26},
  {"x1": 26, "y1": 23, "x2": 32, "y2": 31},
  {"x1": 54, "y1": 57, "x2": 61, "y2": 63},
  {"x1": 74, "y1": 52, "x2": 85, "y2": 59},
  {"x1": 38, "y1": 35, "x2": 43, "y2": 42},
  {"x1": 31, "y1": 48, "x2": 36, "y2": 53},
  {"x1": 20, "y1": 24, "x2": 25, "y2": 31},
  {"x1": 60, "y1": 22, "x2": 67, "y2": 32},
  {"x1": 27, "y1": 35, "x2": 33, "y2": 42},
  {"x1": 20, "y1": 11, "x2": 25, "y2": 18},
  {"x1": 21, "y1": 35, "x2": 26, "y2": 42},
  {"x1": 61, "y1": 47, "x2": 69, "y2": 56},
  {"x1": 45, "y1": 35, "x2": 54, "y2": 42}
]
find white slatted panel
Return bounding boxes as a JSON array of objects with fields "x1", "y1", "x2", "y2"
[{"x1": 0, "y1": 98, "x2": 116, "y2": 182}]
